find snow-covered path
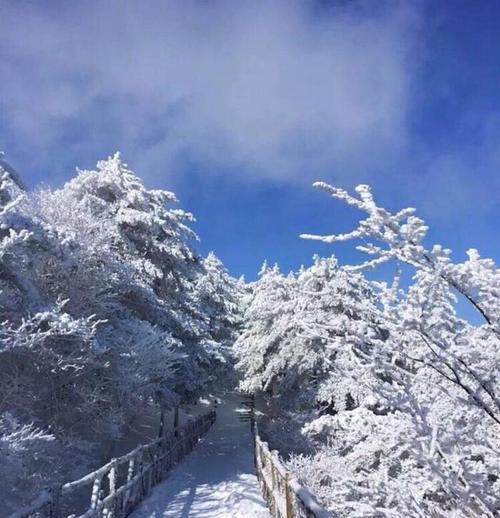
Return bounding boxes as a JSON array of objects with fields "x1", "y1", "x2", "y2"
[{"x1": 130, "y1": 394, "x2": 270, "y2": 518}]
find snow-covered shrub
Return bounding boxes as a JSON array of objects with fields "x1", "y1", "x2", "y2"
[
  {"x1": 0, "y1": 413, "x2": 58, "y2": 513},
  {"x1": 0, "y1": 303, "x2": 108, "y2": 434},
  {"x1": 0, "y1": 412, "x2": 93, "y2": 514}
]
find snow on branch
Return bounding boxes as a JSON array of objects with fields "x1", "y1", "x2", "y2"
[{"x1": 301, "y1": 181, "x2": 500, "y2": 333}]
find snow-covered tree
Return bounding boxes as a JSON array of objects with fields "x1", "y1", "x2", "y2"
[
  {"x1": 235, "y1": 262, "x2": 296, "y2": 394},
  {"x1": 236, "y1": 256, "x2": 379, "y2": 401},
  {"x1": 235, "y1": 256, "x2": 384, "y2": 452},
  {"x1": 197, "y1": 252, "x2": 243, "y2": 345},
  {"x1": 301, "y1": 182, "x2": 499, "y2": 427},
  {"x1": 36, "y1": 153, "x2": 198, "y2": 327},
  {"x1": 35, "y1": 154, "x2": 228, "y2": 403},
  {"x1": 0, "y1": 152, "x2": 240, "y2": 511},
  {"x1": 0, "y1": 160, "x2": 54, "y2": 318},
  {"x1": 281, "y1": 182, "x2": 500, "y2": 517},
  {"x1": 302, "y1": 182, "x2": 500, "y2": 336},
  {"x1": 192, "y1": 252, "x2": 244, "y2": 388}
]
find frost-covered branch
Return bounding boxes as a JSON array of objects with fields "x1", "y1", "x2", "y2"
[{"x1": 301, "y1": 182, "x2": 500, "y2": 333}]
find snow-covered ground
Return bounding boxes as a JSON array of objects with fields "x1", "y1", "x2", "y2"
[{"x1": 130, "y1": 394, "x2": 270, "y2": 518}]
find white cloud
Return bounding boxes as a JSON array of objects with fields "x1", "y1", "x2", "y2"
[{"x1": 0, "y1": 0, "x2": 419, "y2": 184}]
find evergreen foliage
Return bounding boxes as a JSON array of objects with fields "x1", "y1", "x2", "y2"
[
  {"x1": 0, "y1": 155, "x2": 242, "y2": 511},
  {"x1": 237, "y1": 183, "x2": 499, "y2": 517}
]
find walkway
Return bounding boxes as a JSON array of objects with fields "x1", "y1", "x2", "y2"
[{"x1": 130, "y1": 394, "x2": 270, "y2": 518}]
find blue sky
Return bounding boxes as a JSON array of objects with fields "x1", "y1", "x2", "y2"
[{"x1": 1, "y1": 0, "x2": 499, "y2": 280}]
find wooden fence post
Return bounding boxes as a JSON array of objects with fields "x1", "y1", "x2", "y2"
[
  {"x1": 90, "y1": 476, "x2": 102, "y2": 510},
  {"x1": 285, "y1": 473, "x2": 294, "y2": 518},
  {"x1": 109, "y1": 463, "x2": 117, "y2": 494},
  {"x1": 254, "y1": 438, "x2": 258, "y2": 475},
  {"x1": 123, "y1": 456, "x2": 135, "y2": 513},
  {"x1": 106, "y1": 463, "x2": 117, "y2": 517}
]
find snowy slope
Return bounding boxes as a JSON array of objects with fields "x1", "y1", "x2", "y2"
[{"x1": 130, "y1": 394, "x2": 270, "y2": 518}]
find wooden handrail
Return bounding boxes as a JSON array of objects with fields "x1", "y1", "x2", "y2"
[
  {"x1": 254, "y1": 424, "x2": 332, "y2": 518},
  {"x1": 9, "y1": 409, "x2": 216, "y2": 518}
]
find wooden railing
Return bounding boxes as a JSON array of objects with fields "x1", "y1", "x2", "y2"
[
  {"x1": 9, "y1": 410, "x2": 216, "y2": 518},
  {"x1": 254, "y1": 425, "x2": 332, "y2": 518}
]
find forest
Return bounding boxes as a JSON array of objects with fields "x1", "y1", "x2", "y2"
[{"x1": 1, "y1": 155, "x2": 498, "y2": 517}]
